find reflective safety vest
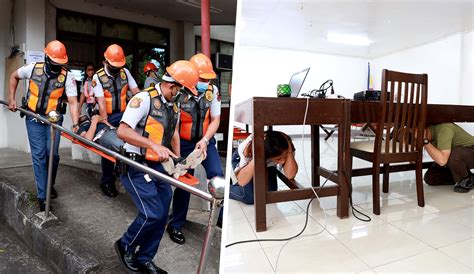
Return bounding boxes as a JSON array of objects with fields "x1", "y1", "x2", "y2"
[
  {"x1": 178, "y1": 84, "x2": 213, "y2": 142},
  {"x1": 26, "y1": 62, "x2": 67, "y2": 115},
  {"x1": 96, "y1": 67, "x2": 128, "y2": 114},
  {"x1": 141, "y1": 86, "x2": 180, "y2": 162}
]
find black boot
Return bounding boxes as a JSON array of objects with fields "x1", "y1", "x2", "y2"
[
  {"x1": 166, "y1": 225, "x2": 185, "y2": 245},
  {"x1": 453, "y1": 176, "x2": 473, "y2": 193},
  {"x1": 136, "y1": 260, "x2": 167, "y2": 274},
  {"x1": 100, "y1": 182, "x2": 118, "y2": 197}
]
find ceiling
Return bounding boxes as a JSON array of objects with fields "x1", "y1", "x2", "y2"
[
  {"x1": 86, "y1": 0, "x2": 237, "y2": 25},
  {"x1": 238, "y1": 0, "x2": 474, "y2": 58}
]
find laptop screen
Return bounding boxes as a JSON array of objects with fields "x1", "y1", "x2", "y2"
[{"x1": 288, "y1": 67, "x2": 310, "y2": 97}]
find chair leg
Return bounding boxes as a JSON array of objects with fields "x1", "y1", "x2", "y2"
[
  {"x1": 372, "y1": 162, "x2": 381, "y2": 215},
  {"x1": 415, "y1": 159, "x2": 425, "y2": 207},
  {"x1": 383, "y1": 164, "x2": 389, "y2": 193}
]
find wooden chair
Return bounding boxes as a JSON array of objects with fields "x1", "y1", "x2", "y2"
[{"x1": 349, "y1": 69, "x2": 428, "y2": 215}]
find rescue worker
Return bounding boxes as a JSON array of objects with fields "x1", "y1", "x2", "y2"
[
  {"x1": 114, "y1": 60, "x2": 199, "y2": 274},
  {"x1": 91, "y1": 44, "x2": 140, "y2": 197},
  {"x1": 7, "y1": 40, "x2": 79, "y2": 211},
  {"x1": 143, "y1": 62, "x2": 160, "y2": 88},
  {"x1": 167, "y1": 53, "x2": 224, "y2": 245}
]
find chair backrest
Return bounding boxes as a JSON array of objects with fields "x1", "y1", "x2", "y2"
[{"x1": 374, "y1": 69, "x2": 428, "y2": 154}]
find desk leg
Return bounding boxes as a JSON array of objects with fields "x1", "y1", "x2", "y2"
[
  {"x1": 337, "y1": 102, "x2": 350, "y2": 218},
  {"x1": 311, "y1": 125, "x2": 320, "y2": 187},
  {"x1": 253, "y1": 123, "x2": 268, "y2": 231}
]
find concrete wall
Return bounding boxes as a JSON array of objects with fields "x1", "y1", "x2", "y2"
[
  {"x1": 371, "y1": 31, "x2": 474, "y2": 134},
  {"x1": 0, "y1": 0, "x2": 11, "y2": 148}
]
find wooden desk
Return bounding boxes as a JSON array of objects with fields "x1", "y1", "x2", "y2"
[
  {"x1": 234, "y1": 97, "x2": 351, "y2": 232},
  {"x1": 235, "y1": 97, "x2": 474, "y2": 232}
]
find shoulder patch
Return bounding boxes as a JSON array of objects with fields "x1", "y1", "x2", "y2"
[
  {"x1": 129, "y1": 97, "x2": 143, "y2": 108},
  {"x1": 57, "y1": 74, "x2": 65, "y2": 83},
  {"x1": 153, "y1": 98, "x2": 161, "y2": 109},
  {"x1": 120, "y1": 70, "x2": 127, "y2": 80},
  {"x1": 205, "y1": 90, "x2": 213, "y2": 101},
  {"x1": 91, "y1": 79, "x2": 97, "y2": 87}
]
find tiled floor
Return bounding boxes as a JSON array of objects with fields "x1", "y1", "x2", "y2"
[{"x1": 222, "y1": 137, "x2": 473, "y2": 273}]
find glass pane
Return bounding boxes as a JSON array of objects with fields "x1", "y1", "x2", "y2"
[
  {"x1": 101, "y1": 22, "x2": 133, "y2": 40},
  {"x1": 58, "y1": 14, "x2": 96, "y2": 35},
  {"x1": 138, "y1": 27, "x2": 168, "y2": 46},
  {"x1": 61, "y1": 38, "x2": 96, "y2": 67},
  {"x1": 137, "y1": 47, "x2": 167, "y2": 88},
  {"x1": 217, "y1": 71, "x2": 232, "y2": 105},
  {"x1": 220, "y1": 42, "x2": 234, "y2": 55}
]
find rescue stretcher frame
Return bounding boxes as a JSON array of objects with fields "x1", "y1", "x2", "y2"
[{"x1": 0, "y1": 100, "x2": 223, "y2": 274}]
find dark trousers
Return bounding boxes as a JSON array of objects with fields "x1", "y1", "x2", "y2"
[
  {"x1": 168, "y1": 137, "x2": 224, "y2": 230},
  {"x1": 424, "y1": 146, "x2": 474, "y2": 185},
  {"x1": 119, "y1": 162, "x2": 172, "y2": 264},
  {"x1": 229, "y1": 150, "x2": 278, "y2": 205},
  {"x1": 101, "y1": 112, "x2": 123, "y2": 186}
]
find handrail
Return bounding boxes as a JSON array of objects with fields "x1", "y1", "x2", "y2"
[
  {"x1": 0, "y1": 100, "x2": 214, "y2": 202},
  {"x1": 0, "y1": 99, "x2": 223, "y2": 273}
]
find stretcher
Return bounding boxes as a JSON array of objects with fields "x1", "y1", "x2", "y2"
[{"x1": 61, "y1": 132, "x2": 199, "y2": 186}]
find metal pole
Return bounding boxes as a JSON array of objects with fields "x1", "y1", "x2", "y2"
[
  {"x1": 44, "y1": 125, "x2": 56, "y2": 218},
  {"x1": 201, "y1": 0, "x2": 211, "y2": 57},
  {"x1": 197, "y1": 198, "x2": 221, "y2": 274},
  {"x1": 0, "y1": 101, "x2": 214, "y2": 202}
]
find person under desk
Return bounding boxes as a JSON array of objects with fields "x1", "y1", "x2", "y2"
[{"x1": 229, "y1": 130, "x2": 298, "y2": 205}]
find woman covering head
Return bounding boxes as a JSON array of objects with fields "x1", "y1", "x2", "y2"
[{"x1": 230, "y1": 130, "x2": 298, "y2": 205}]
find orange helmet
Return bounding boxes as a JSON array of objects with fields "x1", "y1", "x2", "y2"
[
  {"x1": 104, "y1": 44, "x2": 126, "y2": 67},
  {"x1": 166, "y1": 60, "x2": 199, "y2": 95},
  {"x1": 143, "y1": 62, "x2": 157, "y2": 74},
  {"x1": 44, "y1": 40, "x2": 68, "y2": 64},
  {"x1": 190, "y1": 53, "x2": 216, "y2": 80}
]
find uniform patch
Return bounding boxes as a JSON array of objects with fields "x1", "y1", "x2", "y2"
[
  {"x1": 183, "y1": 96, "x2": 188, "y2": 103},
  {"x1": 205, "y1": 90, "x2": 213, "y2": 101},
  {"x1": 120, "y1": 71, "x2": 127, "y2": 80},
  {"x1": 153, "y1": 99, "x2": 161, "y2": 109},
  {"x1": 57, "y1": 74, "x2": 65, "y2": 83},
  {"x1": 129, "y1": 97, "x2": 143, "y2": 108},
  {"x1": 35, "y1": 68, "x2": 43, "y2": 76},
  {"x1": 173, "y1": 103, "x2": 179, "y2": 113},
  {"x1": 91, "y1": 79, "x2": 97, "y2": 87},
  {"x1": 100, "y1": 75, "x2": 109, "y2": 83}
]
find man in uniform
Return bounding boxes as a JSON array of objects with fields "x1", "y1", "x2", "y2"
[
  {"x1": 114, "y1": 60, "x2": 199, "y2": 274},
  {"x1": 143, "y1": 62, "x2": 160, "y2": 88},
  {"x1": 91, "y1": 44, "x2": 140, "y2": 197},
  {"x1": 423, "y1": 123, "x2": 474, "y2": 193},
  {"x1": 7, "y1": 40, "x2": 79, "y2": 211},
  {"x1": 167, "y1": 53, "x2": 224, "y2": 245}
]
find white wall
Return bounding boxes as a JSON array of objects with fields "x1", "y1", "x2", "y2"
[
  {"x1": 0, "y1": 0, "x2": 11, "y2": 148},
  {"x1": 231, "y1": 46, "x2": 368, "y2": 134},
  {"x1": 372, "y1": 31, "x2": 474, "y2": 134}
]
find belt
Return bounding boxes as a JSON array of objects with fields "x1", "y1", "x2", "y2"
[{"x1": 125, "y1": 152, "x2": 146, "y2": 163}]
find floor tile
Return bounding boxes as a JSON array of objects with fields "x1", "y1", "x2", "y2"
[
  {"x1": 241, "y1": 201, "x2": 304, "y2": 226},
  {"x1": 436, "y1": 206, "x2": 474, "y2": 229},
  {"x1": 438, "y1": 238, "x2": 473, "y2": 269},
  {"x1": 391, "y1": 213, "x2": 473, "y2": 248},
  {"x1": 335, "y1": 223, "x2": 432, "y2": 268},
  {"x1": 223, "y1": 245, "x2": 274, "y2": 273},
  {"x1": 360, "y1": 196, "x2": 438, "y2": 222},
  {"x1": 373, "y1": 250, "x2": 472, "y2": 273},
  {"x1": 423, "y1": 188, "x2": 473, "y2": 212},
  {"x1": 226, "y1": 200, "x2": 247, "y2": 225},
  {"x1": 263, "y1": 233, "x2": 370, "y2": 273}
]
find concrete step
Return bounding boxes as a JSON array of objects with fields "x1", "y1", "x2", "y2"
[
  {"x1": 0, "y1": 161, "x2": 221, "y2": 273},
  {"x1": 0, "y1": 219, "x2": 54, "y2": 273}
]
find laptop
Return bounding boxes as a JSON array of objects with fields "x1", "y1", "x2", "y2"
[{"x1": 288, "y1": 67, "x2": 310, "y2": 97}]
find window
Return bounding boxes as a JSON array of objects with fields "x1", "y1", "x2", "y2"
[{"x1": 57, "y1": 10, "x2": 170, "y2": 88}]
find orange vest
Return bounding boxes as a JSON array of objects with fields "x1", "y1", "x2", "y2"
[
  {"x1": 178, "y1": 84, "x2": 213, "y2": 141},
  {"x1": 140, "y1": 87, "x2": 180, "y2": 161},
  {"x1": 26, "y1": 62, "x2": 67, "y2": 115},
  {"x1": 96, "y1": 68, "x2": 128, "y2": 114}
]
